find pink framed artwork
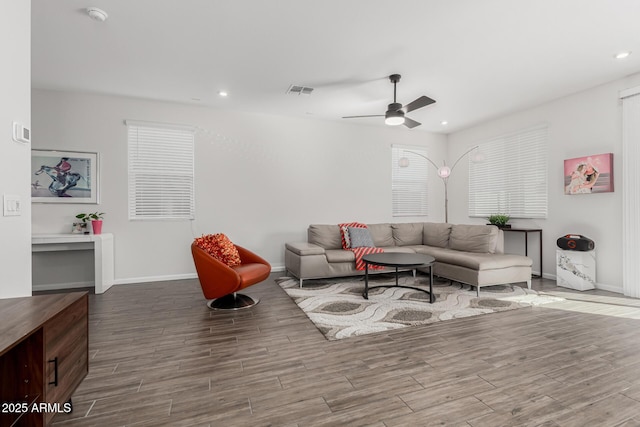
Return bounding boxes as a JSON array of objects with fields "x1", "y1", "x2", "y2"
[{"x1": 564, "y1": 153, "x2": 614, "y2": 195}]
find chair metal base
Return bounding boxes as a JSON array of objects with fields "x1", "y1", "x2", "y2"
[{"x1": 207, "y1": 293, "x2": 259, "y2": 310}]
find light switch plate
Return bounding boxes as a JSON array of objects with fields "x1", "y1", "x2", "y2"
[
  {"x1": 12, "y1": 122, "x2": 30, "y2": 143},
  {"x1": 3, "y1": 195, "x2": 21, "y2": 216}
]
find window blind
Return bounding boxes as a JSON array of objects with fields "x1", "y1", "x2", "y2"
[
  {"x1": 468, "y1": 125, "x2": 548, "y2": 219},
  {"x1": 621, "y1": 89, "x2": 640, "y2": 297},
  {"x1": 126, "y1": 120, "x2": 195, "y2": 220},
  {"x1": 392, "y1": 144, "x2": 429, "y2": 217}
]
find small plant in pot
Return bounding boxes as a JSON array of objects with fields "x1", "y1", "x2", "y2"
[
  {"x1": 487, "y1": 214, "x2": 511, "y2": 228},
  {"x1": 75, "y1": 212, "x2": 105, "y2": 235}
]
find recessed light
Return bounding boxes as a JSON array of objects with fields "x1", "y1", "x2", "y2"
[
  {"x1": 86, "y1": 7, "x2": 108, "y2": 22},
  {"x1": 615, "y1": 51, "x2": 631, "y2": 59},
  {"x1": 441, "y1": 120, "x2": 448, "y2": 126},
  {"x1": 218, "y1": 91, "x2": 228, "y2": 97}
]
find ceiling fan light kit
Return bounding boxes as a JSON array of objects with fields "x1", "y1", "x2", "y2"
[
  {"x1": 343, "y1": 74, "x2": 436, "y2": 129},
  {"x1": 385, "y1": 109, "x2": 405, "y2": 126}
]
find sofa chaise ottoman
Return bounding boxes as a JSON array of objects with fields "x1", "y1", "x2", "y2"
[{"x1": 284, "y1": 222, "x2": 533, "y2": 296}]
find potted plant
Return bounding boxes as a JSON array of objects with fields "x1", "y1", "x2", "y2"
[
  {"x1": 487, "y1": 213, "x2": 511, "y2": 229},
  {"x1": 75, "y1": 212, "x2": 105, "y2": 235}
]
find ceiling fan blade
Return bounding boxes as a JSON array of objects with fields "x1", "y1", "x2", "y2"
[
  {"x1": 403, "y1": 117, "x2": 421, "y2": 129},
  {"x1": 402, "y1": 96, "x2": 436, "y2": 113},
  {"x1": 342, "y1": 115, "x2": 384, "y2": 119}
]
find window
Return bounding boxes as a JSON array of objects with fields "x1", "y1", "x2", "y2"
[
  {"x1": 392, "y1": 144, "x2": 429, "y2": 217},
  {"x1": 468, "y1": 125, "x2": 548, "y2": 219},
  {"x1": 126, "y1": 120, "x2": 195, "y2": 220}
]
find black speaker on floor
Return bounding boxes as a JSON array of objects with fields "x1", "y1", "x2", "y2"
[{"x1": 557, "y1": 234, "x2": 595, "y2": 251}]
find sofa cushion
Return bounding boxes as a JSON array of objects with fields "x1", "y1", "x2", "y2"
[
  {"x1": 413, "y1": 246, "x2": 532, "y2": 270},
  {"x1": 377, "y1": 246, "x2": 416, "y2": 254},
  {"x1": 308, "y1": 224, "x2": 342, "y2": 249},
  {"x1": 348, "y1": 227, "x2": 375, "y2": 248},
  {"x1": 325, "y1": 249, "x2": 356, "y2": 263},
  {"x1": 423, "y1": 222, "x2": 452, "y2": 248},
  {"x1": 391, "y1": 223, "x2": 424, "y2": 246},
  {"x1": 368, "y1": 223, "x2": 395, "y2": 247},
  {"x1": 449, "y1": 224, "x2": 500, "y2": 253}
]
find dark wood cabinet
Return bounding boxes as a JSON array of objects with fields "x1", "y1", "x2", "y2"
[{"x1": 0, "y1": 292, "x2": 88, "y2": 426}]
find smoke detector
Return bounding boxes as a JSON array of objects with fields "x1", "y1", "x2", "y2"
[{"x1": 86, "y1": 7, "x2": 108, "y2": 22}]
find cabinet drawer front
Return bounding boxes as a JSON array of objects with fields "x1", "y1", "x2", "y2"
[
  {"x1": 44, "y1": 295, "x2": 88, "y2": 418},
  {"x1": 45, "y1": 336, "x2": 87, "y2": 417},
  {"x1": 45, "y1": 297, "x2": 88, "y2": 351}
]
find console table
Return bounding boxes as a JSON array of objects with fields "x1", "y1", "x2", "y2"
[
  {"x1": 0, "y1": 292, "x2": 88, "y2": 426},
  {"x1": 502, "y1": 228, "x2": 542, "y2": 278},
  {"x1": 32, "y1": 234, "x2": 114, "y2": 294}
]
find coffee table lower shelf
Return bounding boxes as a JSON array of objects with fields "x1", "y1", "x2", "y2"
[{"x1": 362, "y1": 253, "x2": 435, "y2": 303}]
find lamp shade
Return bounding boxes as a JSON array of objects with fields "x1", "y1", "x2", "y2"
[
  {"x1": 398, "y1": 157, "x2": 410, "y2": 168},
  {"x1": 437, "y1": 166, "x2": 451, "y2": 178}
]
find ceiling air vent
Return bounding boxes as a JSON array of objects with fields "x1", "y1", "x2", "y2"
[{"x1": 286, "y1": 85, "x2": 314, "y2": 95}]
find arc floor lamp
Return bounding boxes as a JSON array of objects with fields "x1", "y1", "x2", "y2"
[{"x1": 399, "y1": 146, "x2": 481, "y2": 223}]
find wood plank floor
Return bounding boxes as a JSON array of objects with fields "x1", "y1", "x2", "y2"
[{"x1": 48, "y1": 274, "x2": 640, "y2": 426}]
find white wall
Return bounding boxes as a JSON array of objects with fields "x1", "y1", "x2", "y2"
[
  {"x1": 447, "y1": 72, "x2": 640, "y2": 293},
  {"x1": 0, "y1": 0, "x2": 31, "y2": 298},
  {"x1": 32, "y1": 90, "x2": 447, "y2": 284}
]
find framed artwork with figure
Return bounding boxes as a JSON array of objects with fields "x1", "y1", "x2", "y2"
[
  {"x1": 564, "y1": 153, "x2": 613, "y2": 195},
  {"x1": 31, "y1": 149, "x2": 99, "y2": 203}
]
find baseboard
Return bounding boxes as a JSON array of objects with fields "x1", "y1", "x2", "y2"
[
  {"x1": 114, "y1": 265, "x2": 285, "y2": 286},
  {"x1": 595, "y1": 282, "x2": 623, "y2": 294},
  {"x1": 114, "y1": 273, "x2": 197, "y2": 286},
  {"x1": 33, "y1": 281, "x2": 93, "y2": 292},
  {"x1": 540, "y1": 272, "x2": 622, "y2": 294}
]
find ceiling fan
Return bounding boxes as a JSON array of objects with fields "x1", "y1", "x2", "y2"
[{"x1": 342, "y1": 74, "x2": 436, "y2": 129}]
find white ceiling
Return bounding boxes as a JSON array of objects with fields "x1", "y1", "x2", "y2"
[{"x1": 31, "y1": 0, "x2": 640, "y2": 134}]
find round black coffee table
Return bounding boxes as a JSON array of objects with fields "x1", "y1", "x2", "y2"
[{"x1": 362, "y1": 253, "x2": 435, "y2": 303}]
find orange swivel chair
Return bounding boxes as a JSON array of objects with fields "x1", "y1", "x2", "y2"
[{"x1": 191, "y1": 243, "x2": 271, "y2": 310}]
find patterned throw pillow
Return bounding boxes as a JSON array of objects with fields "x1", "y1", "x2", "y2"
[
  {"x1": 338, "y1": 222, "x2": 367, "y2": 249},
  {"x1": 348, "y1": 226, "x2": 375, "y2": 248},
  {"x1": 340, "y1": 225, "x2": 352, "y2": 248},
  {"x1": 194, "y1": 233, "x2": 241, "y2": 267}
]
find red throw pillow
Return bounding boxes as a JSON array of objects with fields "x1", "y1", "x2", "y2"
[{"x1": 194, "y1": 233, "x2": 241, "y2": 267}]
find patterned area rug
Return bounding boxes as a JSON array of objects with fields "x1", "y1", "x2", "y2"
[{"x1": 277, "y1": 274, "x2": 564, "y2": 340}]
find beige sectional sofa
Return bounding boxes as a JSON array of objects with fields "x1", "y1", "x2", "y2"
[{"x1": 284, "y1": 222, "x2": 532, "y2": 295}]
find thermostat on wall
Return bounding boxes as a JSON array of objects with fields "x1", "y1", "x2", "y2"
[{"x1": 12, "y1": 122, "x2": 30, "y2": 143}]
